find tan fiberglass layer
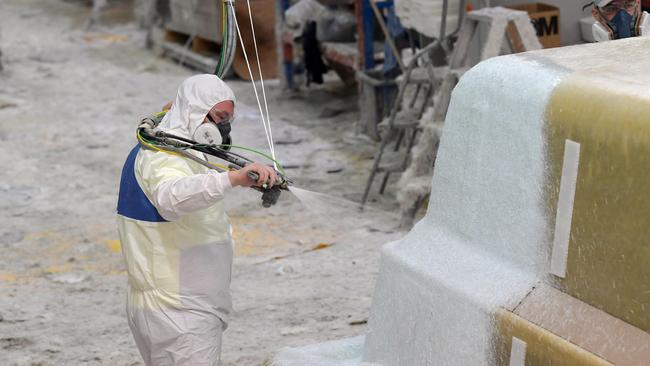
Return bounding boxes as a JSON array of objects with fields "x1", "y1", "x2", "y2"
[
  {"x1": 544, "y1": 73, "x2": 650, "y2": 332},
  {"x1": 509, "y1": 285, "x2": 650, "y2": 364},
  {"x1": 494, "y1": 310, "x2": 613, "y2": 366}
]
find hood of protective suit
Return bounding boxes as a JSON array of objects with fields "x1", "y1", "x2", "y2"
[{"x1": 158, "y1": 74, "x2": 236, "y2": 138}]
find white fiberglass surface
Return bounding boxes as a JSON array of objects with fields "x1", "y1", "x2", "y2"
[{"x1": 362, "y1": 55, "x2": 567, "y2": 365}]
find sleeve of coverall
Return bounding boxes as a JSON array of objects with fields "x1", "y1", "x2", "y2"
[{"x1": 138, "y1": 152, "x2": 232, "y2": 221}]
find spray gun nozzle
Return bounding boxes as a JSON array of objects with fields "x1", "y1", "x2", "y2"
[{"x1": 246, "y1": 169, "x2": 290, "y2": 207}]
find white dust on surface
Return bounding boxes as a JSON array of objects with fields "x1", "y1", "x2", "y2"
[{"x1": 272, "y1": 335, "x2": 365, "y2": 366}]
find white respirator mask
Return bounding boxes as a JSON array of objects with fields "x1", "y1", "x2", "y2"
[
  {"x1": 589, "y1": 0, "x2": 650, "y2": 41},
  {"x1": 193, "y1": 119, "x2": 232, "y2": 148}
]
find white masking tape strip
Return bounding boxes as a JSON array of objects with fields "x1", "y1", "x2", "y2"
[
  {"x1": 550, "y1": 139, "x2": 581, "y2": 278},
  {"x1": 509, "y1": 337, "x2": 527, "y2": 366}
]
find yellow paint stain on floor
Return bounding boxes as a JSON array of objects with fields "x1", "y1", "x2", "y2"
[
  {"x1": 230, "y1": 216, "x2": 337, "y2": 257},
  {"x1": 105, "y1": 239, "x2": 122, "y2": 253},
  {"x1": 24, "y1": 229, "x2": 67, "y2": 241},
  {"x1": 105, "y1": 269, "x2": 127, "y2": 276},
  {"x1": 82, "y1": 263, "x2": 99, "y2": 272},
  {"x1": 6, "y1": 226, "x2": 128, "y2": 281},
  {"x1": 44, "y1": 264, "x2": 73, "y2": 274},
  {"x1": 0, "y1": 273, "x2": 17, "y2": 282},
  {"x1": 232, "y1": 225, "x2": 288, "y2": 256},
  {"x1": 82, "y1": 33, "x2": 128, "y2": 43},
  {"x1": 23, "y1": 230, "x2": 73, "y2": 257}
]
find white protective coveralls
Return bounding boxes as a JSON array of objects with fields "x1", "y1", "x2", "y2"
[{"x1": 117, "y1": 74, "x2": 236, "y2": 366}]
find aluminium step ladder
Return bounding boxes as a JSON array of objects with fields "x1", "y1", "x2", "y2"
[{"x1": 362, "y1": 6, "x2": 542, "y2": 209}]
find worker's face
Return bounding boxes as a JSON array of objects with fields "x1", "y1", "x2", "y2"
[
  {"x1": 598, "y1": 0, "x2": 639, "y2": 21},
  {"x1": 204, "y1": 100, "x2": 234, "y2": 125}
]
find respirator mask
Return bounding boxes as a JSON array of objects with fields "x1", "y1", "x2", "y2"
[
  {"x1": 590, "y1": 0, "x2": 647, "y2": 40},
  {"x1": 609, "y1": 8, "x2": 636, "y2": 37},
  {"x1": 193, "y1": 110, "x2": 233, "y2": 149}
]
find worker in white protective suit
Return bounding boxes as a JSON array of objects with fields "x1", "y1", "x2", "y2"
[
  {"x1": 591, "y1": 0, "x2": 649, "y2": 41},
  {"x1": 116, "y1": 74, "x2": 277, "y2": 366}
]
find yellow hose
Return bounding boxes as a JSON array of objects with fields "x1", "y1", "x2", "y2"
[{"x1": 136, "y1": 131, "x2": 231, "y2": 172}]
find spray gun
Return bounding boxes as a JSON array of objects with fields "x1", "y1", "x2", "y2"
[
  {"x1": 245, "y1": 170, "x2": 291, "y2": 207},
  {"x1": 207, "y1": 145, "x2": 291, "y2": 207},
  {"x1": 137, "y1": 116, "x2": 291, "y2": 208},
  {"x1": 218, "y1": 152, "x2": 291, "y2": 207}
]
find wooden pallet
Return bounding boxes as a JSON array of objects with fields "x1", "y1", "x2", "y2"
[
  {"x1": 164, "y1": 29, "x2": 223, "y2": 56},
  {"x1": 158, "y1": 7, "x2": 279, "y2": 81},
  {"x1": 158, "y1": 29, "x2": 223, "y2": 73}
]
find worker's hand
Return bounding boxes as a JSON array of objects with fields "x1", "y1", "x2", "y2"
[{"x1": 228, "y1": 163, "x2": 277, "y2": 188}]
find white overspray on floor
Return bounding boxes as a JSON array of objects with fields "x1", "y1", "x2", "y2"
[
  {"x1": 273, "y1": 53, "x2": 568, "y2": 365},
  {"x1": 271, "y1": 335, "x2": 366, "y2": 366}
]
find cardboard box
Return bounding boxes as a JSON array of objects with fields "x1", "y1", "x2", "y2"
[{"x1": 506, "y1": 3, "x2": 560, "y2": 48}]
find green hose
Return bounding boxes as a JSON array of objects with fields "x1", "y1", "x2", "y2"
[{"x1": 217, "y1": 144, "x2": 285, "y2": 174}]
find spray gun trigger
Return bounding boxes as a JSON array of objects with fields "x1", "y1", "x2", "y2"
[{"x1": 247, "y1": 170, "x2": 261, "y2": 184}]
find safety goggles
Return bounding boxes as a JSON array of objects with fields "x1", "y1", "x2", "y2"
[
  {"x1": 599, "y1": 0, "x2": 639, "y2": 21},
  {"x1": 205, "y1": 108, "x2": 233, "y2": 125}
]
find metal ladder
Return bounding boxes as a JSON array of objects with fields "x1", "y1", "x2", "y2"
[{"x1": 361, "y1": 0, "x2": 466, "y2": 206}]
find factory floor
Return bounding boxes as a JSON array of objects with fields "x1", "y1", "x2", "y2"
[{"x1": 0, "y1": 1, "x2": 404, "y2": 365}]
